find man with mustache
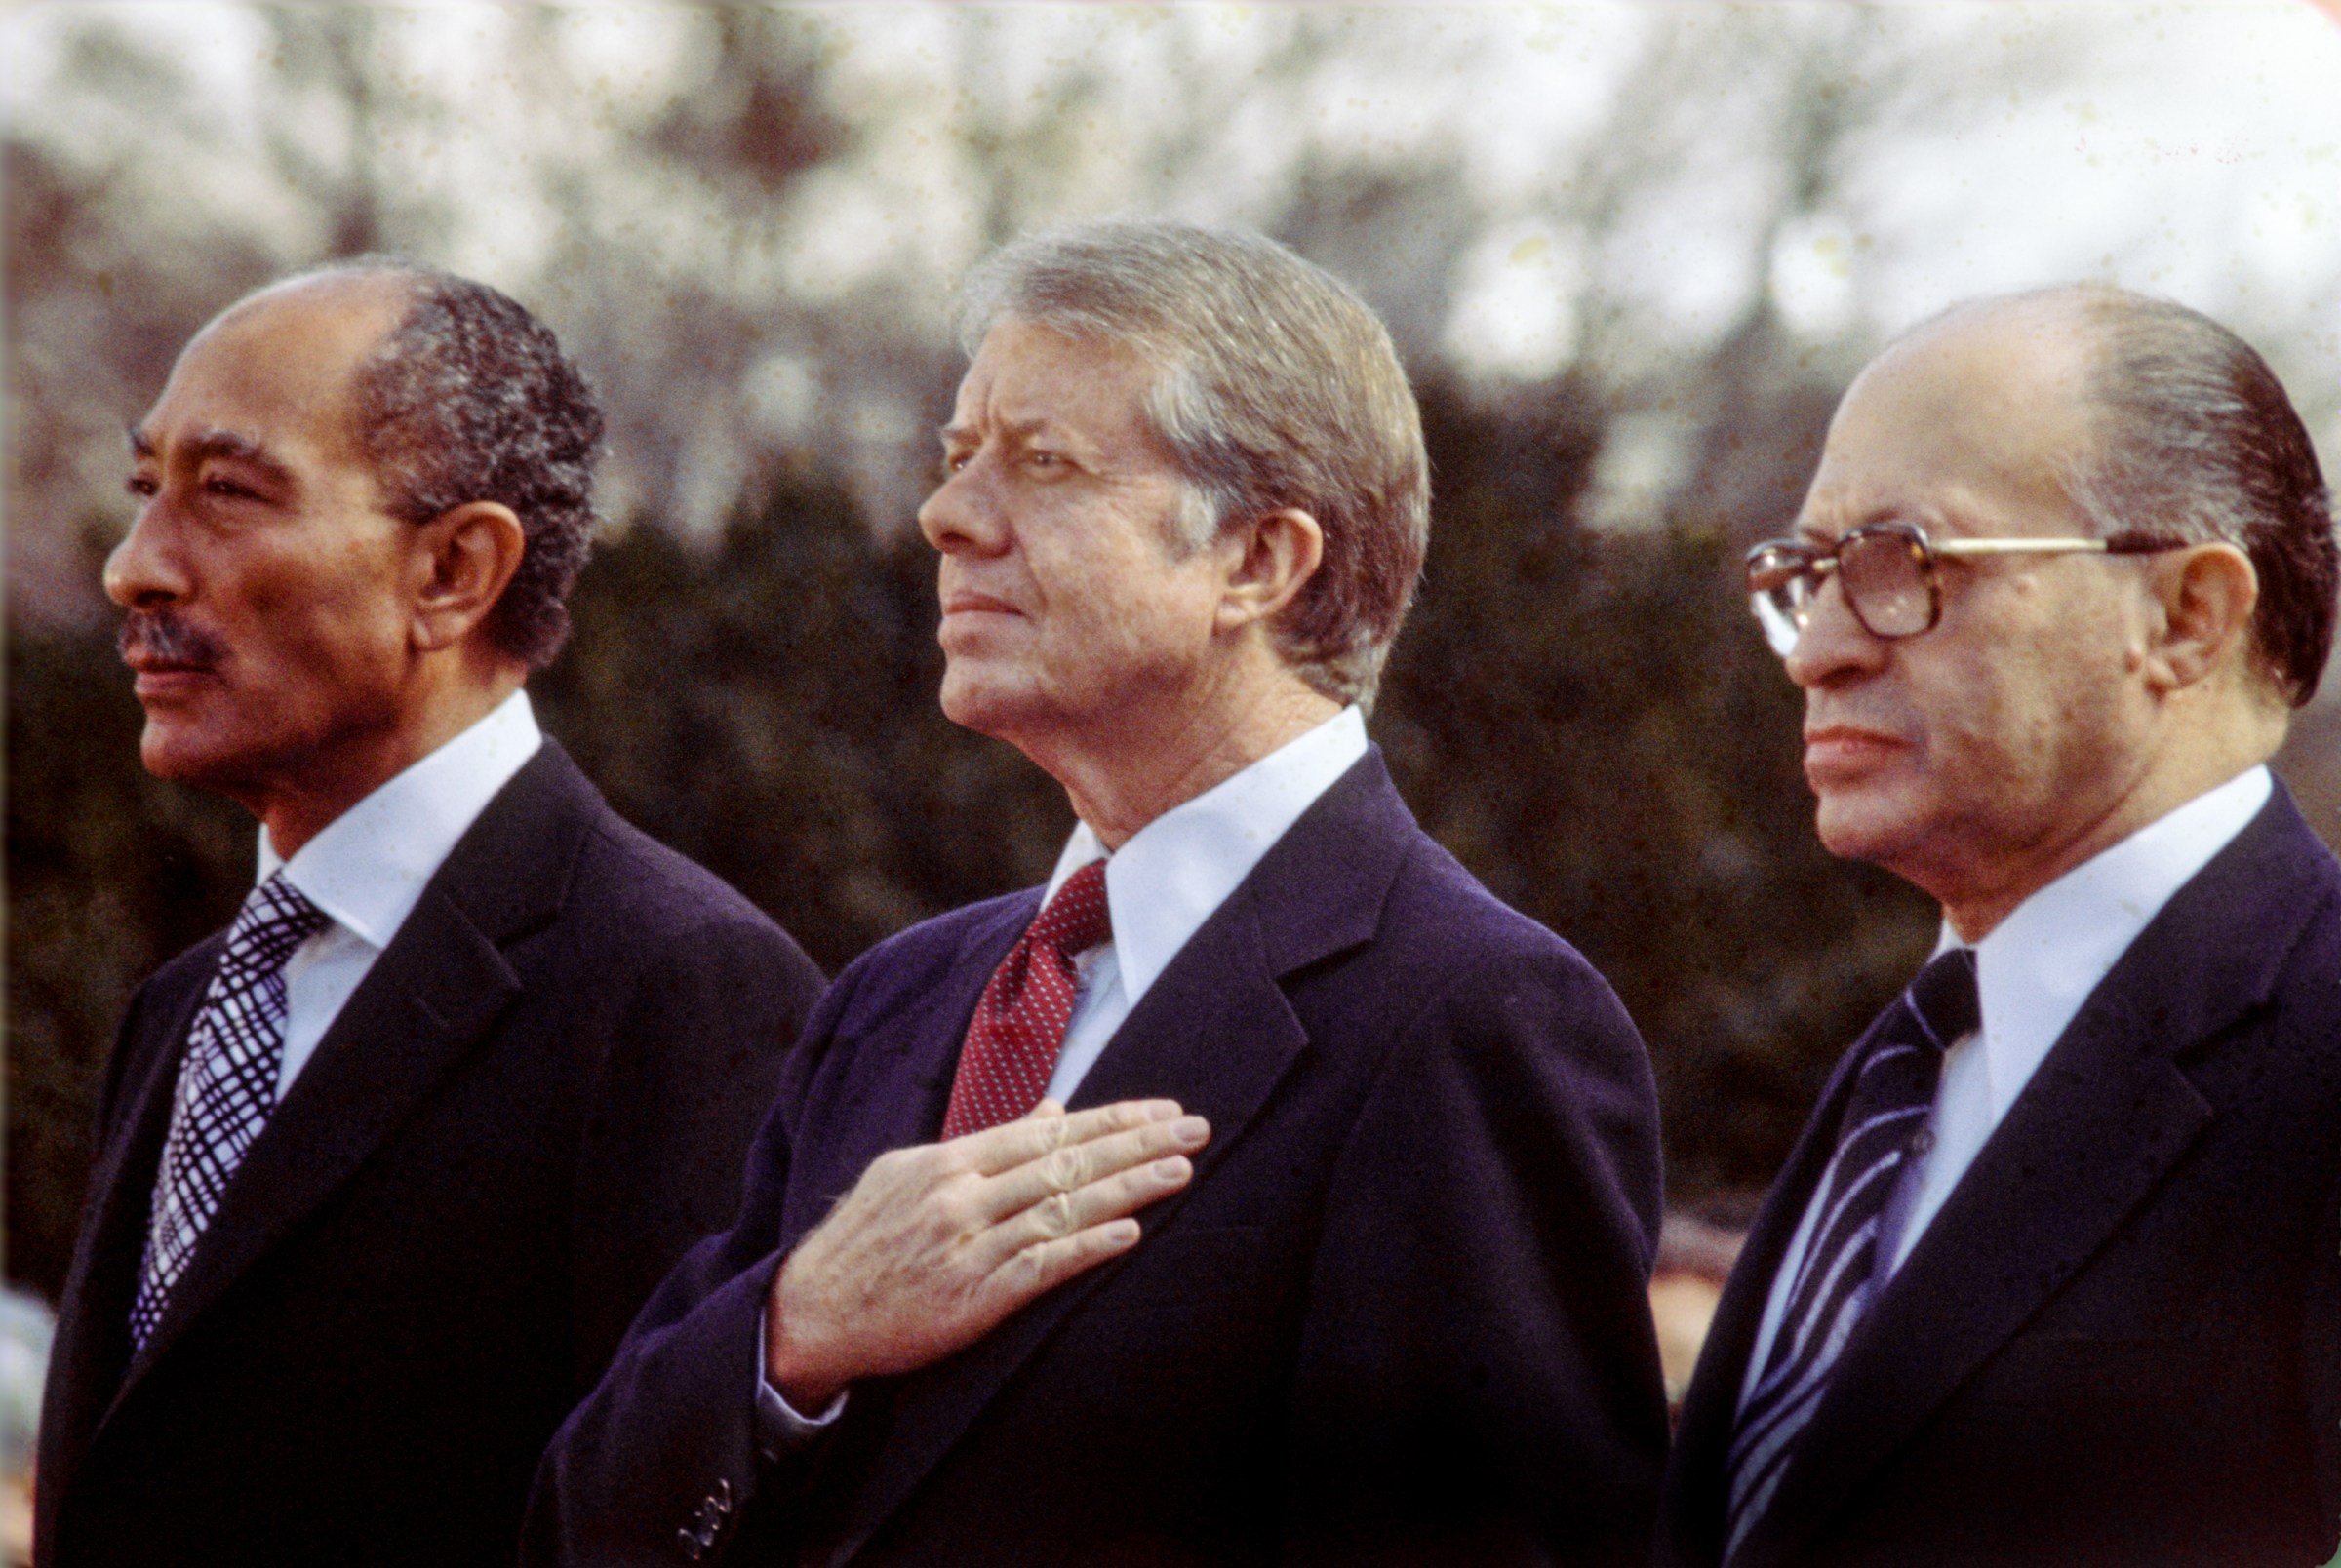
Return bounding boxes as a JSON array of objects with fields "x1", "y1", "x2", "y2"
[
  {"x1": 1659, "y1": 287, "x2": 2341, "y2": 1566},
  {"x1": 528, "y1": 218, "x2": 1670, "y2": 1566},
  {"x1": 35, "y1": 261, "x2": 826, "y2": 1566}
]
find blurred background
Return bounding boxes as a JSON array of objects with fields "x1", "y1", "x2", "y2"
[{"x1": 6, "y1": 5, "x2": 2340, "y2": 1490}]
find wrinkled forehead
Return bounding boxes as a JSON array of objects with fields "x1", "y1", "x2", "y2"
[{"x1": 949, "y1": 317, "x2": 1170, "y2": 444}]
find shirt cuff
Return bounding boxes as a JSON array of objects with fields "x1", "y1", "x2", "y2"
[{"x1": 753, "y1": 1352, "x2": 847, "y2": 1465}]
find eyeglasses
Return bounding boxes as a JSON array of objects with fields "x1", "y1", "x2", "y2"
[{"x1": 1744, "y1": 520, "x2": 2187, "y2": 657}]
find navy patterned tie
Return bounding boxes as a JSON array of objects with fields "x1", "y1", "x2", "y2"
[
  {"x1": 1723, "y1": 946, "x2": 1980, "y2": 1561},
  {"x1": 130, "y1": 872, "x2": 332, "y2": 1350}
]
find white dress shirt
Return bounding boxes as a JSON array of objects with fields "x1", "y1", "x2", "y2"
[
  {"x1": 258, "y1": 689, "x2": 542, "y2": 1098},
  {"x1": 1040, "y1": 703, "x2": 1370, "y2": 1103},
  {"x1": 1740, "y1": 764, "x2": 2273, "y2": 1407},
  {"x1": 759, "y1": 705, "x2": 1370, "y2": 1444}
]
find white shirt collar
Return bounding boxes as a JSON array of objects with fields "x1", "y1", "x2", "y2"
[
  {"x1": 1949, "y1": 764, "x2": 2272, "y2": 1120},
  {"x1": 259, "y1": 689, "x2": 543, "y2": 951},
  {"x1": 1043, "y1": 705, "x2": 1369, "y2": 1010}
]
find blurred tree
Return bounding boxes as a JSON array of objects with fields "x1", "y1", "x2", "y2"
[
  {"x1": 533, "y1": 465, "x2": 1073, "y2": 975},
  {"x1": 258, "y1": 10, "x2": 444, "y2": 257},
  {"x1": 1376, "y1": 372, "x2": 1935, "y2": 1203}
]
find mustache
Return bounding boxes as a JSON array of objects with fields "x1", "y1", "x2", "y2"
[{"x1": 118, "y1": 609, "x2": 226, "y2": 668}]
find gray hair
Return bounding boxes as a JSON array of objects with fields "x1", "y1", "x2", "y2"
[
  {"x1": 2043, "y1": 286, "x2": 2336, "y2": 706},
  {"x1": 956, "y1": 218, "x2": 1430, "y2": 709},
  {"x1": 272, "y1": 257, "x2": 605, "y2": 670}
]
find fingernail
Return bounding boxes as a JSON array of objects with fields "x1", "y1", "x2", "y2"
[
  {"x1": 1145, "y1": 1100, "x2": 1183, "y2": 1120},
  {"x1": 1154, "y1": 1156, "x2": 1191, "y2": 1181},
  {"x1": 1108, "y1": 1219, "x2": 1140, "y2": 1243},
  {"x1": 1174, "y1": 1117, "x2": 1209, "y2": 1146}
]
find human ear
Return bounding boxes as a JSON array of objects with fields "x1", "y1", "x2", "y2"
[
  {"x1": 1213, "y1": 507, "x2": 1325, "y2": 633},
  {"x1": 408, "y1": 501, "x2": 526, "y2": 653},
  {"x1": 2141, "y1": 541, "x2": 2257, "y2": 693}
]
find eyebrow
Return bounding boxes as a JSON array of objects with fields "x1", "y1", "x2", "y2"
[
  {"x1": 936, "y1": 415, "x2": 1059, "y2": 448},
  {"x1": 126, "y1": 424, "x2": 298, "y2": 489}
]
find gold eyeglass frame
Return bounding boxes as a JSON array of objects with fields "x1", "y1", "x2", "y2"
[{"x1": 1744, "y1": 520, "x2": 2187, "y2": 656}]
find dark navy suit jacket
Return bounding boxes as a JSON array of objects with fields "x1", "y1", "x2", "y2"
[
  {"x1": 35, "y1": 741, "x2": 825, "y2": 1568},
  {"x1": 1659, "y1": 782, "x2": 2341, "y2": 1568},
  {"x1": 528, "y1": 752, "x2": 1670, "y2": 1566}
]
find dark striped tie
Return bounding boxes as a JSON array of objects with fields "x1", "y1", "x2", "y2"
[
  {"x1": 131, "y1": 873, "x2": 332, "y2": 1350},
  {"x1": 1724, "y1": 946, "x2": 1979, "y2": 1561}
]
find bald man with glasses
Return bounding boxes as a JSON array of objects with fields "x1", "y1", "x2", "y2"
[{"x1": 1658, "y1": 286, "x2": 2341, "y2": 1568}]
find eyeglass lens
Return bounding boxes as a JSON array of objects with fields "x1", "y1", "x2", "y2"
[
  {"x1": 1748, "y1": 549, "x2": 1809, "y2": 656},
  {"x1": 1838, "y1": 530, "x2": 1934, "y2": 638},
  {"x1": 1746, "y1": 528, "x2": 1939, "y2": 656}
]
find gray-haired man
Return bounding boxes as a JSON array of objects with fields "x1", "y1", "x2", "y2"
[{"x1": 529, "y1": 218, "x2": 1669, "y2": 1567}]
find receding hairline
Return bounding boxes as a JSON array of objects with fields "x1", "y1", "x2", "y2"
[
  {"x1": 1821, "y1": 291, "x2": 2116, "y2": 525},
  {"x1": 1861, "y1": 291, "x2": 2099, "y2": 400},
  {"x1": 176, "y1": 269, "x2": 420, "y2": 405},
  {"x1": 214, "y1": 264, "x2": 417, "y2": 332},
  {"x1": 1866, "y1": 286, "x2": 2169, "y2": 445}
]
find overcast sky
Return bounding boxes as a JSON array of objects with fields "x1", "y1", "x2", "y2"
[
  {"x1": 14, "y1": 4, "x2": 2335, "y2": 344},
  {"x1": 9, "y1": 3, "x2": 2337, "y2": 489}
]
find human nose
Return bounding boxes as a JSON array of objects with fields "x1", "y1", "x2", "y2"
[
  {"x1": 102, "y1": 496, "x2": 190, "y2": 609},
  {"x1": 916, "y1": 456, "x2": 1007, "y2": 557},
  {"x1": 1780, "y1": 567, "x2": 1885, "y2": 689}
]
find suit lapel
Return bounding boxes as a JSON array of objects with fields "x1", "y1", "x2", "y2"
[
  {"x1": 782, "y1": 896, "x2": 1039, "y2": 1245},
  {"x1": 1735, "y1": 786, "x2": 2327, "y2": 1568},
  {"x1": 39, "y1": 956, "x2": 218, "y2": 1492},
  {"x1": 107, "y1": 743, "x2": 592, "y2": 1399},
  {"x1": 819, "y1": 754, "x2": 1409, "y2": 1567}
]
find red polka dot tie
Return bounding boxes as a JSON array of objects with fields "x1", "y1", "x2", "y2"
[{"x1": 941, "y1": 860, "x2": 1113, "y2": 1139}]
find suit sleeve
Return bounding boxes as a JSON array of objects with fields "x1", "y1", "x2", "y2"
[
  {"x1": 566, "y1": 909, "x2": 825, "y2": 1387},
  {"x1": 1281, "y1": 944, "x2": 1670, "y2": 1568},
  {"x1": 525, "y1": 957, "x2": 860, "y2": 1568}
]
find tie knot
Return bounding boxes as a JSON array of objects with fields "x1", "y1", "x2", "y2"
[
  {"x1": 1904, "y1": 946, "x2": 1980, "y2": 1051},
  {"x1": 222, "y1": 873, "x2": 332, "y2": 976},
  {"x1": 1032, "y1": 859, "x2": 1112, "y2": 960}
]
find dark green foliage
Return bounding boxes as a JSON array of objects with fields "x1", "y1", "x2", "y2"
[
  {"x1": 1381, "y1": 373, "x2": 1935, "y2": 1204},
  {"x1": 532, "y1": 465, "x2": 1075, "y2": 975}
]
